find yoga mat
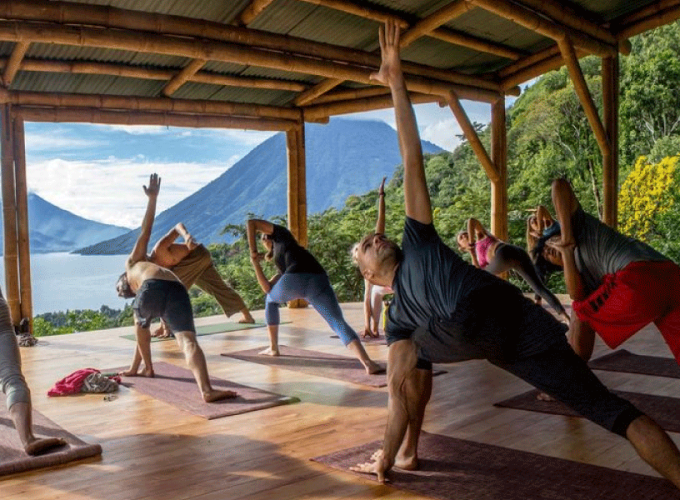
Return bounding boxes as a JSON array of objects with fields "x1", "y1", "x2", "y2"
[
  {"x1": 495, "y1": 389, "x2": 680, "y2": 433},
  {"x1": 119, "y1": 321, "x2": 271, "y2": 342},
  {"x1": 221, "y1": 345, "x2": 445, "y2": 388},
  {"x1": 109, "y1": 362, "x2": 298, "y2": 419},
  {"x1": 589, "y1": 349, "x2": 680, "y2": 379},
  {"x1": 0, "y1": 395, "x2": 102, "y2": 477},
  {"x1": 330, "y1": 334, "x2": 387, "y2": 345},
  {"x1": 312, "y1": 431, "x2": 679, "y2": 499}
]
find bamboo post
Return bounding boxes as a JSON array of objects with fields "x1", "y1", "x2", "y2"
[
  {"x1": 602, "y1": 55, "x2": 619, "y2": 228},
  {"x1": 490, "y1": 97, "x2": 508, "y2": 243},
  {"x1": 446, "y1": 91, "x2": 500, "y2": 183},
  {"x1": 286, "y1": 122, "x2": 308, "y2": 308},
  {"x1": 12, "y1": 116, "x2": 31, "y2": 332},
  {"x1": 1, "y1": 105, "x2": 20, "y2": 326},
  {"x1": 558, "y1": 38, "x2": 610, "y2": 158},
  {"x1": 615, "y1": 1, "x2": 680, "y2": 40},
  {"x1": 303, "y1": 92, "x2": 440, "y2": 121}
]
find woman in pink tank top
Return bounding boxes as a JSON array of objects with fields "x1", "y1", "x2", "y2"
[{"x1": 457, "y1": 218, "x2": 568, "y2": 322}]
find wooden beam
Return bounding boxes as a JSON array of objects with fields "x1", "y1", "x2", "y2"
[
  {"x1": 14, "y1": 107, "x2": 296, "y2": 130},
  {"x1": 0, "y1": 20, "x2": 504, "y2": 102},
  {"x1": 602, "y1": 55, "x2": 619, "y2": 228},
  {"x1": 1, "y1": 105, "x2": 20, "y2": 327},
  {"x1": 3, "y1": 58, "x2": 308, "y2": 92},
  {"x1": 3, "y1": 41, "x2": 29, "y2": 86},
  {"x1": 446, "y1": 91, "x2": 499, "y2": 183},
  {"x1": 466, "y1": 0, "x2": 618, "y2": 57},
  {"x1": 12, "y1": 116, "x2": 32, "y2": 332},
  {"x1": 162, "y1": 58, "x2": 206, "y2": 97},
  {"x1": 558, "y1": 38, "x2": 610, "y2": 158},
  {"x1": 400, "y1": 1, "x2": 472, "y2": 47},
  {"x1": 295, "y1": 79, "x2": 343, "y2": 106},
  {"x1": 615, "y1": 1, "x2": 680, "y2": 41},
  {"x1": 309, "y1": 86, "x2": 390, "y2": 105},
  {"x1": 429, "y1": 28, "x2": 524, "y2": 60},
  {"x1": 297, "y1": 0, "x2": 409, "y2": 28},
  {"x1": 0, "y1": 89, "x2": 300, "y2": 121},
  {"x1": 235, "y1": 0, "x2": 277, "y2": 26},
  {"x1": 490, "y1": 97, "x2": 508, "y2": 243},
  {"x1": 303, "y1": 92, "x2": 440, "y2": 121}
]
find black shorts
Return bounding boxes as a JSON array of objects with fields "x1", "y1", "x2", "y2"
[
  {"x1": 132, "y1": 279, "x2": 195, "y2": 334},
  {"x1": 491, "y1": 340, "x2": 643, "y2": 437}
]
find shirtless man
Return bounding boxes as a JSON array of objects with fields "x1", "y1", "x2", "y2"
[
  {"x1": 115, "y1": 174, "x2": 236, "y2": 403},
  {"x1": 350, "y1": 21, "x2": 680, "y2": 490},
  {"x1": 149, "y1": 222, "x2": 254, "y2": 338}
]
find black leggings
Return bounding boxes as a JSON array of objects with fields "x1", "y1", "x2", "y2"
[
  {"x1": 485, "y1": 243, "x2": 565, "y2": 316},
  {"x1": 491, "y1": 341, "x2": 643, "y2": 437}
]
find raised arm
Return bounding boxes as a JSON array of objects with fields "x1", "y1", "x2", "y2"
[
  {"x1": 371, "y1": 21, "x2": 431, "y2": 224},
  {"x1": 375, "y1": 177, "x2": 387, "y2": 234},
  {"x1": 246, "y1": 219, "x2": 276, "y2": 294},
  {"x1": 127, "y1": 174, "x2": 161, "y2": 267}
]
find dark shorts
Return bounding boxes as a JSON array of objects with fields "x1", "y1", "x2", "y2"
[
  {"x1": 132, "y1": 279, "x2": 195, "y2": 333},
  {"x1": 491, "y1": 339, "x2": 643, "y2": 437}
]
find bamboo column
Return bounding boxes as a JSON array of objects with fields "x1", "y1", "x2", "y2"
[
  {"x1": 1, "y1": 105, "x2": 20, "y2": 326},
  {"x1": 286, "y1": 121, "x2": 308, "y2": 308},
  {"x1": 446, "y1": 91, "x2": 500, "y2": 183},
  {"x1": 490, "y1": 97, "x2": 508, "y2": 243},
  {"x1": 602, "y1": 55, "x2": 619, "y2": 228},
  {"x1": 12, "y1": 116, "x2": 31, "y2": 332}
]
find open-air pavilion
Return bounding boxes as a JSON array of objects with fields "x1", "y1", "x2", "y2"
[{"x1": 2, "y1": 1, "x2": 680, "y2": 498}]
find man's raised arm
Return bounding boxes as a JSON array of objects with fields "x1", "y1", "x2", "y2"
[
  {"x1": 128, "y1": 173, "x2": 161, "y2": 266},
  {"x1": 370, "y1": 21, "x2": 431, "y2": 225}
]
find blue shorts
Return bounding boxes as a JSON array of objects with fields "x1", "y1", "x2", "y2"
[{"x1": 132, "y1": 279, "x2": 195, "y2": 333}]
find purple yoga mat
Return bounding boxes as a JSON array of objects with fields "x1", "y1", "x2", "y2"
[
  {"x1": 313, "y1": 431, "x2": 679, "y2": 499},
  {"x1": 109, "y1": 362, "x2": 298, "y2": 419},
  {"x1": 495, "y1": 389, "x2": 680, "y2": 433},
  {"x1": 589, "y1": 349, "x2": 680, "y2": 378},
  {"x1": 0, "y1": 395, "x2": 102, "y2": 477}
]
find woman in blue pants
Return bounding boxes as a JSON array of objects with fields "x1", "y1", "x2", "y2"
[{"x1": 247, "y1": 219, "x2": 383, "y2": 374}]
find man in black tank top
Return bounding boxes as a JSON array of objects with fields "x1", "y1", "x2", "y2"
[{"x1": 350, "y1": 21, "x2": 680, "y2": 490}]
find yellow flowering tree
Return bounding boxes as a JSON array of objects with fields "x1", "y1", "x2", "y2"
[{"x1": 619, "y1": 155, "x2": 679, "y2": 242}]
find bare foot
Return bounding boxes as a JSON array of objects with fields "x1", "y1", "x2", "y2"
[
  {"x1": 259, "y1": 347, "x2": 280, "y2": 356},
  {"x1": 239, "y1": 315, "x2": 256, "y2": 324},
  {"x1": 25, "y1": 437, "x2": 67, "y2": 456},
  {"x1": 395, "y1": 454, "x2": 419, "y2": 470},
  {"x1": 537, "y1": 392, "x2": 555, "y2": 401},
  {"x1": 363, "y1": 328, "x2": 378, "y2": 339},
  {"x1": 119, "y1": 367, "x2": 154, "y2": 378},
  {"x1": 203, "y1": 389, "x2": 238, "y2": 402},
  {"x1": 364, "y1": 360, "x2": 385, "y2": 375}
]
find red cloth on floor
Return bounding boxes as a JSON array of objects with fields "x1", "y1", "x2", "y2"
[{"x1": 47, "y1": 368, "x2": 120, "y2": 396}]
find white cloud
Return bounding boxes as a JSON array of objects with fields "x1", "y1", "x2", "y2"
[
  {"x1": 24, "y1": 131, "x2": 105, "y2": 152},
  {"x1": 211, "y1": 129, "x2": 278, "y2": 146},
  {"x1": 27, "y1": 158, "x2": 229, "y2": 228},
  {"x1": 103, "y1": 124, "x2": 171, "y2": 135},
  {"x1": 421, "y1": 118, "x2": 461, "y2": 151}
]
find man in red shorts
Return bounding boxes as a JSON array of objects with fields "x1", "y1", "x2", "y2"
[{"x1": 537, "y1": 177, "x2": 680, "y2": 363}]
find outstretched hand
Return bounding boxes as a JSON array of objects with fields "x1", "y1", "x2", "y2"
[
  {"x1": 350, "y1": 448, "x2": 388, "y2": 484},
  {"x1": 379, "y1": 176, "x2": 387, "y2": 195},
  {"x1": 144, "y1": 173, "x2": 161, "y2": 198},
  {"x1": 370, "y1": 20, "x2": 402, "y2": 87}
]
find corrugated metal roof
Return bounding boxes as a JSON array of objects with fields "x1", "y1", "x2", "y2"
[{"x1": 0, "y1": 0, "x2": 674, "y2": 118}]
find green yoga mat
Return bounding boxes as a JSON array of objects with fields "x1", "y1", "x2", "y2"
[{"x1": 120, "y1": 321, "x2": 273, "y2": 342}]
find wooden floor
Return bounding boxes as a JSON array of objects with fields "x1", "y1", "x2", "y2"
[{"x1": 3, "y1": 298, "x2": 680, "y2": 499}]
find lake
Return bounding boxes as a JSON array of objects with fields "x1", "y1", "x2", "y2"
[{"x1": 0, "y1": 253, "x2": 130, "y2": 314}]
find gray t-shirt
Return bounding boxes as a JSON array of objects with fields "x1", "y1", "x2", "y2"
[
  {"x1": 386, "y1": 217, "x2": 566, "y2": 363},
  {"x1": 573, "y1": 208, "x2": 669, "y2": 293}
]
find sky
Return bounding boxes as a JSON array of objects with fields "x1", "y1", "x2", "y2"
[{"x1": 25, "y1": 98, "x2": 501, "y2": 229}]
